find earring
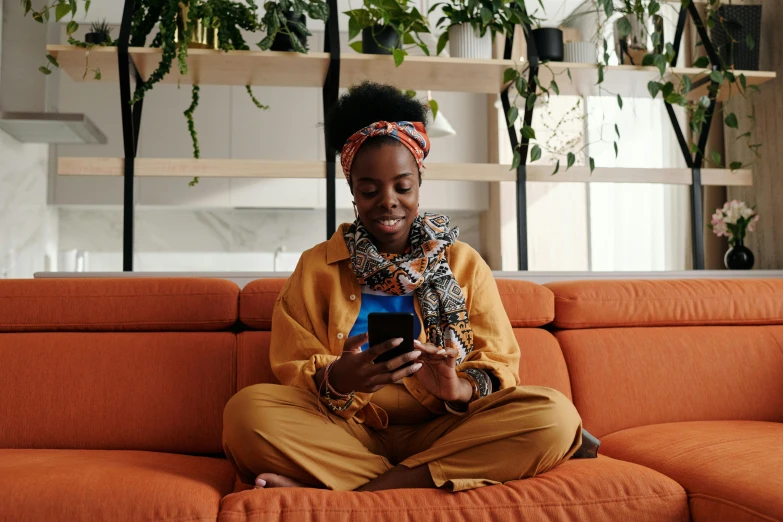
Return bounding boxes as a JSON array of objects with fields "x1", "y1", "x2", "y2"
[{"x1": 353, "y1": 202, "x2": 358, "y2": 219}]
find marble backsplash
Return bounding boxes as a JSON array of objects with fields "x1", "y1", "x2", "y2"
[
  {"x1": 57, "y1": 208, "x2": 481, "y2": 273},
  {"x1": 0, "y1": 129, "x2": 58, "y2": 278}
]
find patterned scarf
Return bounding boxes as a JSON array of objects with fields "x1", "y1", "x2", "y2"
[
  {"x1": 340, "y1": 121, "x2": 430, "y2": 184},
  {"x1": 344, "y1": 213, "x2": 474, "y2": 363}
]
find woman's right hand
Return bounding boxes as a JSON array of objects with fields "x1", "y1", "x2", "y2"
[{"x1": 328, "y1": 333, "x2": 423, "y2": 394}]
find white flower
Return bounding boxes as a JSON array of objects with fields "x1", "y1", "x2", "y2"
[{"x1": 740, "y1": 206, "x2": 755, "y2": 219}]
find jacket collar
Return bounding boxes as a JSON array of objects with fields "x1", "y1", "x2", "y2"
[{"x1": 326, "y1": 223, "x2": 351, "y2": 265}]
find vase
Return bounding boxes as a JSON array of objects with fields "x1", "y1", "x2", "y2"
[
  {"x1": 270, "y1": 12, "x2": 307, "y2": 52},
  {"x1": 176, "y1": 2, "x2": 219, "y2": 50},
  {"x1": 724, "y1": 240, "x2": 755, "y2": 270},
  {"x1": 710, "y1": 5, "x2": 762, "y2": 71},
  {"x1": 563, "y1": 41, "x2": 596, "y2": 63},
  {"x1": 448, "y1": 23, "x2": 492, "y2": 59},
  {"x1": 531, "y1": 28, "x2": 564, "y2": 62},
  {"x1": 614, "y1": 14, "x2": 663, "y2": 65},
  {"x1": 361, "y1": 25, "x2": 400, "y2": 55}
]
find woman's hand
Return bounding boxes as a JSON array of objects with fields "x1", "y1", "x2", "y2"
[
  {"x1": 326, "y1": 333, "x2": 424, "y2": 394},
  {"x1": 412, "y1": 340, "x2": 473, "y2": 403}
]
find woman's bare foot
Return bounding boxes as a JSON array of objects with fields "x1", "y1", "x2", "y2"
[{"x1": 254, "y1": 473, "x2": 308, "y2": 489}]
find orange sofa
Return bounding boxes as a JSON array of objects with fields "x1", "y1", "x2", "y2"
[{"x1": 1, "y1": 277, "x2": 781, "y2": 521}]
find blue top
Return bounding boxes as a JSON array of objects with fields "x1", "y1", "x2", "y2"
[{"x1": 348, "y1": 288, "x2": 422, "y2": 351}]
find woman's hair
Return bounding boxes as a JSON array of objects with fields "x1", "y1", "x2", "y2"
[{"x1": 324, "y1": 81, "x2": 429, "y2": 155}]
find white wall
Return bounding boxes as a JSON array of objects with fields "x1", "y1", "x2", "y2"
[{"x1": 57, "y1": 208, "x2": 481, "y2": 272}]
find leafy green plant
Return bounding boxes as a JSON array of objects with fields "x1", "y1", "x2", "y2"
[
  {"x1": 258, "y1": 0, "x2": 329, "y2": 54},
  {"x1": 432, "y1": 0, "x2": 536, "y2": 56},
  {"x1": 22, "y1": 0, "x2": 90, "y2": 74},
  {"x1": 89, "y1": 19, "x2": 114, "y2": 39},
  {"x1": 345, "y1": 0, "x2": 430, "y2": 66}
]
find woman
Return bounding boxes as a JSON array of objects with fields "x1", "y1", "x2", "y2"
[{"x1": 223, "y1": 82, "x2": 582, "y2": 492}]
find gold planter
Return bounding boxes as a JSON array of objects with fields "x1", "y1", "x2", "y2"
[{"x1": 176, "y1": 3, "x2": 219, "y2": 50}]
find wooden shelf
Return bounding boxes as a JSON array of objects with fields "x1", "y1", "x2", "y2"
[
  {"x1": 58, "y1": 157, "x2": 751, "y2": 186},
  {"x1": 527, "y1": 61, "x2": 776, "y2": 102},
  {"x1": 48, "y1": 45, "x2": 330, "y2": 87},
  {"x1": 48, "y1": 45, "x2": 517, "y2": 94},
  {"x1": 340, "y1": 54, "x2": 516, "y2": 94}
]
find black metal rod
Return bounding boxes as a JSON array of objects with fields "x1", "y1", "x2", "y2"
[
  {"x1": 501, "y1": 35, "x2": 530, "y2": 271},
  {"x1": 687, "y1": 2, "x2": 722, "y2": 67},
  {"x1": 690, "y1": 167, "x2": 705, "y2": 270},
  {"x1": 131, "y1": 69, "x2": 144, "y2": 154},
  {"x1": 118, "y1": 0, "x2": 137, "y2": 271},
  {"x1": 671, "y1": 5, "x2": 689, "y2": 66},
  {"x1": 665, "y1": 102, "x2": 694, "y2": 168},
  {"x1": 323, "y1": 0, "x2": 340, "y2": 238}
]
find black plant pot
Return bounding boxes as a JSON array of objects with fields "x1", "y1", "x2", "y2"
[
  {"x1": 270, "y1": 12, "x2": 307, "y2": 52},
  {"x1": 84, "y1": 32, "x2": 111, "y2": 45},
  {"x1": 725, "y1": 240, "x2": 755, "y2": 270},
  {"x1": 711, "y1": 5, "x2": 762, "y2": 71},
  {"x1": 362, "y1": 25, "x2": 400, "y2": 55},
  {"x1": 531, "y1": 28, "x2": 564, "y2": 62}
]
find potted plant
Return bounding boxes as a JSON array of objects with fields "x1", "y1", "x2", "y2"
[
  {"x1": 432, "y1": 0, "x2": 528, "y2": 59},
  {"x1": 709, "y1": 200, "x2": 759, "y2": 269},
  {"x1": 345, "y1": 0, "x2": 430, "y2": 66},
  {"x1": 85, "y1": 19, "x2": 114, "y2": 45},
  {"x1": 258, "y1": 0, "x2": 330, "y2": 53}
]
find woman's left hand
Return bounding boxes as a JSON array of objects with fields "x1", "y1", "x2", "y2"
[{"x1": 411, "y1": 340, "x2": 472, "y2": 403}]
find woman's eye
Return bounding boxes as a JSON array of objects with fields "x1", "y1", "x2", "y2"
[
  {"x1": 398, "y1": 187, "x2": 412, "y2": 194},
  {"x1": 361, "y1": 191, "x2": 377, "y2": 198}
]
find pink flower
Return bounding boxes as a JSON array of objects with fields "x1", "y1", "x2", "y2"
[{"x1": 748, "y1": 214, "x2": 760, "y2": 233}]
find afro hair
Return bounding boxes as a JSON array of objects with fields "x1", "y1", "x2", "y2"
[{"x1": 324, "y1": 81, "x2": 429, "y2": 153}]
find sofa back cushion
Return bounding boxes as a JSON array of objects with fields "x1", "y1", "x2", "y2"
[
  {"x1": 547, "y1": 280, "x2": 783, "y2": 438},
  {"x1": 0, "y1": 279, "x2": 240, "y2": 453},
  {"x1": 239, "y1": 278, "x2": 573, "y2": 399}
]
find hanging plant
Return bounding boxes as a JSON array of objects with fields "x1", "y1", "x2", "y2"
[{"x1": 22, "y1": 0, "x2": 90, "y2": 75}]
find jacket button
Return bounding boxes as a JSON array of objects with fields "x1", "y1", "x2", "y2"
[
  {"x1": 337, "y1": 333, "x2": 344, "y2": 340},
  {"x1": 349, "y1": 294, "x2": 356, "y2": 301}
]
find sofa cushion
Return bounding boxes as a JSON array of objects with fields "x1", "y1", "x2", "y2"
[
  {"x1": 0, "y1": 450, "x2": 236, "y2": 522},
  {"x1": 0, "y1": 278, "x2": 239, "y2": 332},
  {"x1": 240, "y1": 279, "x2": 555, "y2": 330},
  {"x1": 218, "y1": 456, "x2": 688, "y2": 522},
  {"x1": 0, "y1": 332, "x2": 236, "y2": 453},
  {"x1": 546, "y1": 279, "x2": 783, "y2": 329},
  {"x1": 515, "y1": 329, "x2": 572, "y2": 400},
  {"x1": 557, "y1": 326, "x2": 783, "y2": 438},
  {"x1": 600, "y1": 421, "x2": 783, "y2": 522}
]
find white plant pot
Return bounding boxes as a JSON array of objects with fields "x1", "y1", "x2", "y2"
[
  {"x1": 563, "y1": 42, "x2": 597, "y2": 63},
  {"x1": 448, "y1": 24, "x2": 492, "y2": 59}
]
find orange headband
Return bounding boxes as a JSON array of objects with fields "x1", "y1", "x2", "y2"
[{"x1": 340, "y1": 121, "x2": 430, "y2": 183}]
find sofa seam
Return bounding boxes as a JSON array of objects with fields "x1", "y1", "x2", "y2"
[
  {"x1": 554, "y1": 295, "x2": 783, "y2": 303},
  {"x1": 760, "y1": 326, "x2": 783, "y2": 362},
  {"x1": 689, "y1": 493, "x2": 780, "y2": 522},
  {"x1": 219, "y1": 491, "x2": 685, "y2": 515},
  {"x1": 554, "y1": 319, "x2": 783, "y2": 328}
]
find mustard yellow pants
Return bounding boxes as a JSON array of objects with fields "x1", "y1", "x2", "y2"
[{"x1": 222, "y1": 383, "x2": 582, "y2": 491}]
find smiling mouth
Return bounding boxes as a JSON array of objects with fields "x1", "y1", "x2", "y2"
[{"x1": 374, "y1": 217, "x2": 405, "y2": 233}]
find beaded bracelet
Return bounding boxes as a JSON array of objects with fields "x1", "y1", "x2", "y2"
[{"x1": 323, "y1": 360, "x2": 355, "y2": 412}]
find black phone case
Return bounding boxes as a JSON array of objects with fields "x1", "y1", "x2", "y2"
[{"x1": 368, "y1": 312, "x2": 415, "y2": 366}]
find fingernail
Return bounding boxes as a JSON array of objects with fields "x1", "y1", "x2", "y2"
[
  {"x1": 411, "y1": 350, "x2": 422, "y2": 358},
  {"x1": 393, "y1": 338, "x2": 404, "y2": 345},
  {"x1": 437, "y1": 349, "x2": 446, "y2": 354},
  {"x1": 413, "y1": 340, "x2": 422, "y2": 347},
  {"x1": 412, "y1": 363, "x2": 423, "y2": 371},
  {"x1": 255, "y1": 478, "x2": 266, "y2": 487}
]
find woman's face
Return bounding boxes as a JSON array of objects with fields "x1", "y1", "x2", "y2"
[{"x1": 351, "y1": 143, "x2": 420, "y2": 254}]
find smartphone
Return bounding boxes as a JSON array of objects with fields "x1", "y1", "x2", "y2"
[{"x1": 368, "y1": 312, "x2": 416, "y2": 368}]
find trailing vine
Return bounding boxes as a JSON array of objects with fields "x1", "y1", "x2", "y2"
[
  {"x1": 246, "y1": 86, "x2": 270, "y2": 110},
  {"x1": 185, "y1": 85, "x2": 201, "y2": 186}
]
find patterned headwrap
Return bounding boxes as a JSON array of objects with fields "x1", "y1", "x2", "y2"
[
  {"x1": 340, "y1": 121, "x2": 430, "y2": 183},
  {"x1": 344, "y1": 213, "x2": 474, "y2": 363}
]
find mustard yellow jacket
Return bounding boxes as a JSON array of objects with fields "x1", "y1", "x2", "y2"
[{"x1": 270, "y1": 224, "x2": 520, "y2": 428}]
